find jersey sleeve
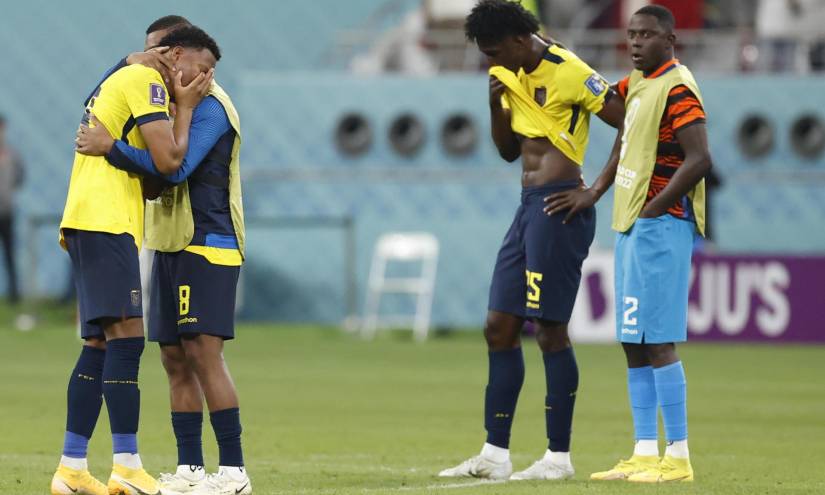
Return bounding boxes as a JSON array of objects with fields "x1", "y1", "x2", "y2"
[
  {"x1": 106, "y1": 96, "x2": 231, "y2": 184},
  {"x1": 666, "y1": 85, "x2": 706, "y2": 132},
  {"x1": 120, "y1": 65, "x2": 170, "y2": 126},
  {"x1": 556, "y1": 58, "x2": 610, "y2": 114}
]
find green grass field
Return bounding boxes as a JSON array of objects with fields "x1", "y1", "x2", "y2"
[{"x1": 1, "y1": 306, "x2": 824, "y2": 494}]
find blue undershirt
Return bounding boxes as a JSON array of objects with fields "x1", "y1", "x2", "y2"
[{"x1": 105, "y1": 95, "x2": 231, "y2": 184}]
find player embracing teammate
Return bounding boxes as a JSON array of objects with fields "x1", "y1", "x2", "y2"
[{"x1": 53, "y1": 17, "x2": 252, "y2": 495}]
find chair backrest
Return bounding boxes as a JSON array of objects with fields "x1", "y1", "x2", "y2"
[{"x1": 374, "y1": 232, "x2": 439, "y2": 260}]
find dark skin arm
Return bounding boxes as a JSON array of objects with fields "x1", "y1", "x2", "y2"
[
  {"x1": 595, "y1": 90, "x2": 625, "y2": 129},
  {"x1": 639, "y1": 122, "x2": 711, "y2": 217},
  {"x1": 489, "y1": 75, "x2": 521, "y2": 162},
  {"x1": 544, "y1": 124, "x2": 623, "y2": 222}
]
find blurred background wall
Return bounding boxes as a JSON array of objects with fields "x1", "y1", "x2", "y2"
[{"x1": 0, "y1": 0, "x2": 823, "y2": 332}]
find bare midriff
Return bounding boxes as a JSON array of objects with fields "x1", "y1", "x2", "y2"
[{"x1": 519, "y1": 136, "x2": 582, "y2": 187}]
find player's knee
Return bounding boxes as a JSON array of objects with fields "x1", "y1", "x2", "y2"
[
  {"x1": 645, "y1": 343, "x2": 678, "y2": 367},
  {"x1": 83, "y1": 337, "x2": 106, "y2": 351},
  {"x1": 181, "y1": 335, "x2": 222, "y2": 369},
  {"x1": 161, "y1": 345, "x2": 189, "y2": 377},
  {"x1": 103, "y1": 316, "x2": 144, "y2": 340},
  {"x1": 483, "y1": 315, "x2": 521, "y2": 351},
  {"x1": 535, "y1": 320, "x2": 570, "y2": 353},
  {"x1": 622, "y1": 343, "x2": 650, "y2": 367}
]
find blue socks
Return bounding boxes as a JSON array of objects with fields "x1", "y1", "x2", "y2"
[
  {"x1": 628, "y1": 366, "x2": 658, "y2": 440},
  {"x1": 102, "y1": 337, "x2": 145, "y2": 454},
  {"x1": 543, "y1": 347, "x2": 579, "y2": 452},
  {"x1": 63, "y1": 346, "x2": 106, "y2": 458},
  {"x1": 654, "y1": 361, "x2": 688, "y2": 442},
  {"x1": 210, "y1": 408, "x2": 244, "y2": 467},
  {"x1": 172, "y1": 412, "x2": 204, "y2": 467},
  {"x1": 484, "y1": 348, "x2": 525, "y2": 449}
]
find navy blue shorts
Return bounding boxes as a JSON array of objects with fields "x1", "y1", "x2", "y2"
[
  {"x1": 63, "y1": 229, "x2": 143, "y2": 340},
  {"x1": 148, "y1": 250, "x2": 240, "y2": 345},
  {"x1": 488, "y1": 181, "x2": 596, "y2": 323}
]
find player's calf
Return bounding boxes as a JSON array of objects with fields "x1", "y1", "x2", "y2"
[
  {"x1": 182, "y1": 336, "x2": 249, "y2": 488},
  {"x1": 533, "y1": 320, "x2": 578, "y2": 479}
]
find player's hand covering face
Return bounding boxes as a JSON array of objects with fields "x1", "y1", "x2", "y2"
[
  {"x1": 75, "y1": 114, "x2": 114, "y2": 156},
  {"x1": 172, "y1": 67, "x2": 214, "y2": 110}
]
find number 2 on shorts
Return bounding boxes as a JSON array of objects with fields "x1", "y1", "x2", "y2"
[{"x1": 623, "y1": 296, "x2": 639, "y2": 326}]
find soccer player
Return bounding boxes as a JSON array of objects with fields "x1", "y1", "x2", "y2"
[
  {"x1": 546, "y1": 5, "x2": 711, "y2": 483},
  {"x1": 51, "y1": 28, "x2": 214, "y2": 495},
  {"x1": 439, "y1": 0, "x2": 624, "y2": 481},
  {"x1": 76, "y1": 26, "x2": 251, "y2": 495}
]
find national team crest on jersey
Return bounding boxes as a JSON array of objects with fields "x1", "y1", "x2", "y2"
[
  {"x1": 149, "y1": 83, "x2": 167, "y2": 106},
  {"x1": 534, "y1": 87, "x2": 547, "y2": 106},
  {"x1": 585, "y1": 74, "x2": 606, "y2": 96}
]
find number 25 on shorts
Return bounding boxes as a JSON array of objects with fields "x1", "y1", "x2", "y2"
[
  {"x1": 526, "y1": 270, "x2": 543, "y2": 310},
  {"x1": 179, "y1": 285, "x2": 191, "y2": 316}
]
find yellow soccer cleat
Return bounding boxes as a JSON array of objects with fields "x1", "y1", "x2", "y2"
[
  {"x1": 51, "y1": 464, "x2": 108, "y2": 495},
  {"x1": 107, "y1": 464, "x2": 161, "y2": 495},
  {"x1": 590, "y1": 455, "x2": 659, "y2": 481},
  {"x1": 627, "y1": 455, "x2": 694, "y2": 483}
]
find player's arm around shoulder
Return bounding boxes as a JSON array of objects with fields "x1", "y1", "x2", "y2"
[
  {"x1": 489, "y1": 75, "x2": 521, "y2": 163},
  {"x1": 138, "y1": 68, "x2": 213, "y2": 175},
  {"x1": 595, "y1": 89, "x2": 624, "y2": 129}
]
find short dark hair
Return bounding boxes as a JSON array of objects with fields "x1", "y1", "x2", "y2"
[
  {"x1": 634, "y1": 5, "x2": 675, "y2": 33},
  {"x1": 145, "y1": 15, "x2": 191, "y2": 35},
  {"x1": 465, "y1": 0, "x2": 540, "y2": 45},
  {"x1": 158, "y1": 25, "x2": 221, "y2": 61}
]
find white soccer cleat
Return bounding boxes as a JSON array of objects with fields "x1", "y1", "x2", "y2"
[
  {"x1": 158, "y1": 465, "x2": 207, "y2": 494},
  {"x1": 438, "y1": 455, "x2": 512, "y2": 480},
  {"x1": 189, "y1": 467, "x2": 252, "y2": 495},
  {"x1": 510, "y1": 457, "x2": 574, "y2": 481}
]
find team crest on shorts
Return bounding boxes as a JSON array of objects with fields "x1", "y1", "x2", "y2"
[
  {"x1": 149, "y1": 83, "x2": 167, "y2": 106},
  {"x1": 130, "y1": 289, "x2": 142, "y2": 307},
  {"x1": 534, "y1": 87, "x2": 547, "y2": 106}
]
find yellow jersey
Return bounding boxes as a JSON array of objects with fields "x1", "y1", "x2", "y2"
[
  {"x1": 499, "y1": 44, "x2": 610, "y2": 165},
  {"x1": 60, "y1": 64, "x2": 170, "y2": 250}
]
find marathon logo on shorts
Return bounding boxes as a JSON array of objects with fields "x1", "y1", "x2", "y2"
[
  {"x1": 149, "y1": 83, "x2": 167, "y2": 106},
  {"x1": 585, "y1": 74, "x2": 606, "y2": 96},
  {"x1": 621, "y1": 327, "x2": 639, "y2": 335},
  {"x1": 130, "y1": 289, "x2": 141, "y2": 307},
  {"x1": 178, "y1": 316, "x2": 199, "y2": 326}
]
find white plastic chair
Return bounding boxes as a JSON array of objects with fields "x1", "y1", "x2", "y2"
[{"x1": 361, "y1": 232, "x2": 439, "y2": 341}]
